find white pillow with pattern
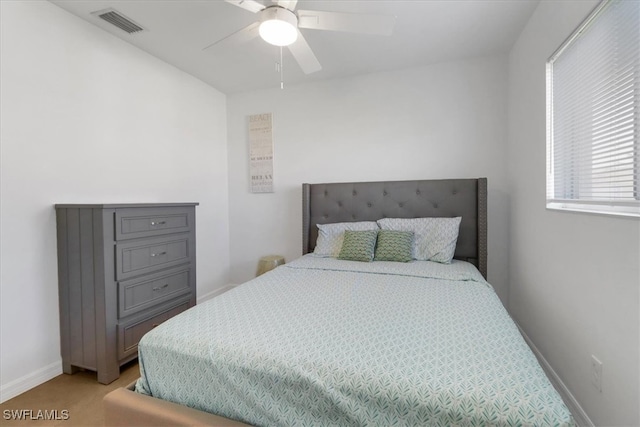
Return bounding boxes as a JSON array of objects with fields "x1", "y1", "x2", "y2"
[
  {"x1": 313, "y1": 221, "x2": 379, "y2": 257},
  {"x1": 377, "y1": 217, "x2": 462, "y2": 263}
]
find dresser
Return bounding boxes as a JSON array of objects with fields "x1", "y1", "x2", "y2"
[{"x1": 55, "y1": 203, "x2": 198, "y2": 384}]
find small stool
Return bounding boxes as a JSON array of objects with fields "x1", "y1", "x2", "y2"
[{"x1": 256, "y1": 255, "x2": 285, "y2": 276}]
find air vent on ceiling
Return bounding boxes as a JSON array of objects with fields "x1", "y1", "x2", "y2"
[{"x1": 92, "y1": 8, "x2": 145, "y2": 34}]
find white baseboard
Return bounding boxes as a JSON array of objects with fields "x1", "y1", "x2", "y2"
[
  {"x1": 517, "y1": 325, "x2": 594, "y2": 427},
  {"x1": 197, "y1": 284, "x2": 237, "y2": 304},
  {"x1": 0, "y1": 361, "x2": 62, "y2": 404}
]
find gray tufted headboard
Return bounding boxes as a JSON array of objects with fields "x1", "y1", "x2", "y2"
[{"x1": 302, "y1": 178, "x2": 487, "y2": 278}]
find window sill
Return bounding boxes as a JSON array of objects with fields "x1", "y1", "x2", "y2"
[{"x1": 546, "y1": 202, "x2": 640, "y2": 219}]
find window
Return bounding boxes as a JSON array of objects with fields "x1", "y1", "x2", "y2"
[{"x1": 546, "y1": 0, "x2": 639, "y2": 217}]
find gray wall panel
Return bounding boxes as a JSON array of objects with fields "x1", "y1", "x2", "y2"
[{"x1": 79, "y1": 209, "x2": 96, "y2": 368}]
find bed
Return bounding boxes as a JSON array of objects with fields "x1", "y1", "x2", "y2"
[{"x1": 103, "y1": 178, "x2": 574, "y2": 427}]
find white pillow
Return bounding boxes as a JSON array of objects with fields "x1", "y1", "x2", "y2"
[
  {"x1": 377, "y1": 217, "x2": 462, "y2": 263},
  {"x1": 313, "y1": 221, "x2": 379, "y2": 257}
]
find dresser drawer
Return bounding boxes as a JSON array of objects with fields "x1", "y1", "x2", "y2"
[
  {"x1": 118, "y1": 268, "x2": 191, "y2": 319},
  {"x1": 117, "y1": 299, "x2": 191, "y2": 360},
  {"x1": 116, "y1": 234, "x2": 190, "y2": 280},
  {"x1": 115, "y1": 207, "x2": 192, "y2": 240}
]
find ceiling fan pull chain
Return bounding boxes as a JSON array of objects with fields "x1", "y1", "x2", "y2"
[
  {"x1": 274, "y1": 48, "x2": 284, "y2": 89},
  {"x1": 280, "y1": 46, "x2": 284, "y2": 89}
]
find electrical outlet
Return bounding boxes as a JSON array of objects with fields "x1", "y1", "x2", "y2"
[{"x1": 591, "y1": 355, "x2": 603, "y2": 392}]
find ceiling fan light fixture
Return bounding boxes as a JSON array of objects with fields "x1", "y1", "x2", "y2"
[{"x1": 259, "y1": 7, "x2": 298, "y2": 46}]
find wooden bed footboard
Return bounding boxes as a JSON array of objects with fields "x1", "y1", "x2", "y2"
[{"x1": 103, "y1": 382, "x2": 250, "y2": 427}]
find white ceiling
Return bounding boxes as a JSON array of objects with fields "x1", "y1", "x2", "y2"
[{"x1": 50, "y1": 0, "x2": 539, "y2": 94}]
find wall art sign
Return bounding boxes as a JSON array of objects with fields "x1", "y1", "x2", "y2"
[{"x1": 248, "y1": 113, "x2": 274, "y2": 193}]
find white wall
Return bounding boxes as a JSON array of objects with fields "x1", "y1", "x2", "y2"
[
  {"x1": 0, "y1": 1, "x2": 230, "y2": 400},
  {"x1": 508, "y1": 1, "x2": 640, "y2": 425},
  {"x1": 227, "y1": 55, "x2": 510, "y2": 302},
  {"x1": 8, "y1": 2, "x2": 636, "y2": 422}
]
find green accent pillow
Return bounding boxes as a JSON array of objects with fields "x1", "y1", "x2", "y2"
[
  {"x1": 338, "y1": 230, "x2": 378, "y2": 262},
  {"x1": 374, "y1": 230, "x2": 414, "y2": 262}
]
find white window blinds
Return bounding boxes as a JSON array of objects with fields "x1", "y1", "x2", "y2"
[{"x1": 547, "y1": 0, "x2": 639, "y2": 217}]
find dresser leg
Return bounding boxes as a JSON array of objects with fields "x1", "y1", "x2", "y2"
[
  {"x1": 62, "y1": 363, "x2": 79, "y2": 375},
  {"x1": 97, "y1": 369, "x2": 120, "y2": 385}
]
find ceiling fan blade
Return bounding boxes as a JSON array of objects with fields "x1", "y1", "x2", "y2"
[
  {"x1": 276, "y1": 0, "x2": 298, "y2": 11},
  {"x1": 287, "y1": 30, "x2": 321, "y2": 74},
  {"x1": 225, "y1": 0, "x2": 265, "y2": 13},
  {"x1": 202, "y1": 22, "x2": 260, "y2": 51},
  {"x1": 297, "y1": 10, "x2": 396, "y2": 36}
]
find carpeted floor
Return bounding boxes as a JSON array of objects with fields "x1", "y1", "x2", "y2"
[{"x1": 0, "y1": 361, "x2": 139, "y2": 426}]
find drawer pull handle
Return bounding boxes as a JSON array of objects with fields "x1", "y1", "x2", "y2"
[
  {"x1": 150, "y1": 251, "x2": 167, "y2": 257},
  {"x1": 150, "y1": 221, "x2": 167, "y2": 226},
  {"x1": 152, "y1": 284, "x2": 170, "y2": 291}
]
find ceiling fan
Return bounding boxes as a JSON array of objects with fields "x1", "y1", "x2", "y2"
[{"x1": 204, "y1": 0, "x2": 396, "y2": 75}]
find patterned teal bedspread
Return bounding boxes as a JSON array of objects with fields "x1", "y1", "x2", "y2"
[{"x1": 135, "y1": 256, "x2": 574, "y2": 426}]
